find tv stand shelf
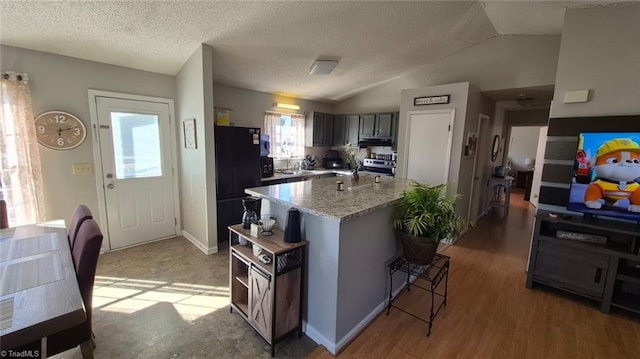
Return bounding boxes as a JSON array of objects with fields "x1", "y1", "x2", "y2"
[{"x1": 527, "y1": 211, "x2": 640, "y2": 314}]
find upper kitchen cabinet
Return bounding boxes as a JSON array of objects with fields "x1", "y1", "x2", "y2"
[
  {"x1": 359, "y1": 114, "x2": 376, "y2": 138},
  {"x1": 359, "y1": 113, "x2": 393, "y2": 139},
  {"x1": 306, "y1": 112, "x2": 334, "y2": 147},
  {"x1": 333, "y1": 114, "x2": 347, "y2": 146},
  {"x1": 346, "y1": 115, "x2": 360, "y2": 145}
]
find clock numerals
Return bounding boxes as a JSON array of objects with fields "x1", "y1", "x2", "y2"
[
  {"x1": 73, "y1": 127, "x2": 81, "y2": 136},
  {"x1": 54, "y1": 115, "x2": 66, "y2": 123},
  {"x1": 57, "y1": 138, "x2": 65, "y2": 146},
  {"x1": 38, "y1": 125, "x2": 46, "y2": 134}
]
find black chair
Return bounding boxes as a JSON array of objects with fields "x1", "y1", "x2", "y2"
[
  {"x1": 17, "y1": 218, "x2": 103, "y2": 358},
  {"x1": 68, "y1": 205, "x2": 93, "y2": 250}
]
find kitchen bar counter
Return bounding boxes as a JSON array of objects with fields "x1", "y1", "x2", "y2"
[
  {"x1": 248, "y1": 174, "x2": 411, "y2": 222},
  {"x1": 244, "y1": 175, "x2": 409, "y2": 354},
  {"x1": 260, "y1": 168, "x2": 351, "y2": 183}
]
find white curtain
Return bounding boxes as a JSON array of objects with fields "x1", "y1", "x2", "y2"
[
  {"x1": 264, "y1": 111, "x2": 305, "y2": 159},
  {"x1": 0, "y1": 72, "x2": 45, "y2": 226}
]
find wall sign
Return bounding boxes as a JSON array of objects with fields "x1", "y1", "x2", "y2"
[
  {"x1": 183, "y1": 118, "x2": 197, "y2": 149},
  {"x1": 414, "y1": 95, "x2": 450, "y2": 106}
]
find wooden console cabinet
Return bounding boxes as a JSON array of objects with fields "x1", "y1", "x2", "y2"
[
  {"x1": 228, "y1": 224, "x2": 306, "y2": 357},
  {"x1": 527, "y1": 212, "x2": 640, "y2": 314}
]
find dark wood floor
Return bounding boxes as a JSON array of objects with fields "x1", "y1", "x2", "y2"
[{"x1": 308, "y1": 193, "x2": 640, "y2": 359}]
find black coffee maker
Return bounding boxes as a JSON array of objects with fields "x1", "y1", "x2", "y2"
[{"x1": 242, "y1": 197, "x2": 261, "y2": 229}]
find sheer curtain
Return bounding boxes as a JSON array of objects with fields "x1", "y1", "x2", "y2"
[
  {"x1": 0, "y1": 72, "x2": 45, "y2": 226},
  {"x1": 264, "y1": 111, "x2": 305, "y2": 159}
]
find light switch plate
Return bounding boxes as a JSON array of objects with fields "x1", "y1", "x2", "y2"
[{"x1": 72, "y1": 163, "x2": 93, "y2": 175}]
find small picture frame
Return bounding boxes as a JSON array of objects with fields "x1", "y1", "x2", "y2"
[
  {"x1": 183, "y1": 118, "x2": 197, "y2": 149},
  {"x1": 465, "y1": 132, "x2": 478, "y2": 158}
]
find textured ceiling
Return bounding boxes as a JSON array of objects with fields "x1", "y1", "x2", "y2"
[{"x1": 0, "y1": 1, "x2": 629, "y2": 102}]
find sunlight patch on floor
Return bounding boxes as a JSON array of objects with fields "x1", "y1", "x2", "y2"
[{"x1": 93, "y1": 275, "x2": 230, "y2": 320}]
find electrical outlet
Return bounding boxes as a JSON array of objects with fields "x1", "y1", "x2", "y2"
[{"x1": 72, "y1": 163, "x2": 93, "y2": 175}]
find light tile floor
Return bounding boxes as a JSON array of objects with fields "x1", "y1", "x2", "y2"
[{"x1": 53, "y1": 238, "x2": 317, "y2": 358}]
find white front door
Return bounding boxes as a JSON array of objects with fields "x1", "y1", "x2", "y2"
[
  {"x1": 405, "y1": 110, "x2": 455, "y2": 185},
  {"x1": 95, "y1": 96, "x2": 176, "y2": 249}
]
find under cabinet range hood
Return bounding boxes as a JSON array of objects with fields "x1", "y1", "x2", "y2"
[{"x1": 358, "y1": 138, "x2": 392, "y2": 148}]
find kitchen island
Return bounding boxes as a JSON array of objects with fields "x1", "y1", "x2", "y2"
[{"x1": 245, "y1": 174, "x2": 412, "y2": 354}]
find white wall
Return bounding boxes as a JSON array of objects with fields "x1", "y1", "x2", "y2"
[
  {"x1": 551, "y1": 3, "x2": 640, "y2": 118},
  {"x1": 335, "y1": 35, "x2": 561, "y2": 114},
  {"x1": 176, "y1": 44, "x2": 217, "y2": 253},
  {"x1": 507, "y1": 126, "x2": 542, "y2": 172},
  {"x1": 0, "y1": 45, "x2": 176, "y2": 226}
]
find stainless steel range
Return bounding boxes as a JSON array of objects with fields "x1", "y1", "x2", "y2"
[{"x1": 361, "y1": 158, "x2": 395, "y2": 176}]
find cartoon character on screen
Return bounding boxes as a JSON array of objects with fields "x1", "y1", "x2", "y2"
[{"x1": 584, "y1": 138, "x2": 640, "y2": 212}]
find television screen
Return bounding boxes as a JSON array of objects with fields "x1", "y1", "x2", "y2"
[{"x1": 568, "y1": 132, "x2": 640, "y2": 221}]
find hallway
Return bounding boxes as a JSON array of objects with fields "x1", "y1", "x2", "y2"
[{"x1": 309, "y1": 192, "x2": 640, "y2": 358}]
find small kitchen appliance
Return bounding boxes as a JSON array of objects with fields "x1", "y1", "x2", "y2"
[
  {"x1": 241, "y1": 197, "x2": 261, "y2": 229},
  {"x1": 284, "y1": 208, "x2": 302, "y2": 243},
  {"x1": 260, "y1": 156, "x2": 274, "y2": 178}
]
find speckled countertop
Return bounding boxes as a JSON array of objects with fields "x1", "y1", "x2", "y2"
[
  {"x1": 246, "y1": 174, "x2": 412, "y2": 222},
  {"x1": 261, "y1": 168, "x2": 351, "y2": 182}
]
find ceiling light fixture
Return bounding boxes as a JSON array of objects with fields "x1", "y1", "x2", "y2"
[
  {"x1": 275, "y1": 103, "x2": 300, "y2": 110},
  {"x1": 309, "y1": 60, "x2": 338, "y2": 75}
]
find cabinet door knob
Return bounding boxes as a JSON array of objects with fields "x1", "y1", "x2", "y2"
[{"x1": 594, "y1": 268, "x2": 602, "y2": 283}]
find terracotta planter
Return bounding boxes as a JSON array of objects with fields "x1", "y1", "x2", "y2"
[{"x1": 396, "y1": 230, "x2": 437, "y2": 265}]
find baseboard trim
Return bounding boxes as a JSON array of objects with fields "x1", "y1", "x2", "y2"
[
  {"x1": 302, "y1": 322, "x2": 335, "y2": 355},
  {"x1": 182, "y1": 230, "x2": 217, "y2": 255}
]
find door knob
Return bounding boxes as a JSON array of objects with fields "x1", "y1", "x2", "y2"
[{"x1": 107, "y1": 184, "x2": 115, "y2": 189}]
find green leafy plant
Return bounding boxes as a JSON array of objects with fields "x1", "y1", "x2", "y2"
[
  {"x1": 393, "y1": 182, "x2": 469, "y2": 243},
  {"x1": 343, "y1": 144, "x2": 361, "y2": 170}
]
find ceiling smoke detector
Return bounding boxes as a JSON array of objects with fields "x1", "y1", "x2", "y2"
[{"x1": 309, "y1": 60, "x2": 338, "y2": 75}]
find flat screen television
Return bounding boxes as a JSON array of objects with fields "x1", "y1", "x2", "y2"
[{"x1": 568, "y1": 132, "x2": 640, "y2": 221}]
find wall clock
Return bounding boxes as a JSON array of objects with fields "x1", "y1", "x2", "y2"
[{"x1": 34, "y1": 110, "x2": 87, "y2": 150}]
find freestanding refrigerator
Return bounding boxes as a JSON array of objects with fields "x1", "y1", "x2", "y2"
[{"x1": 215, "y1": 126, "x2": 262, "y2": 242}]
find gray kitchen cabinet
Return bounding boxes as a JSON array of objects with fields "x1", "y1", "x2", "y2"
[
  {"x1": 347, "y1": 115, "x2": 360, "y2": 145},
  {"x1": 333, "y1": 114, "x2": 347, "y2": 146},
  {"x1": 375, "y1": 113, "x2": 393, "y2": 138},
  {"x1": 391, "y1": 112, "x2": 400, "y2": 150},
  {"x1": 306, "y1": 112, "x2": 335, "y2": 146},
  {"x1": 359, "y1": 114, "x2": 376, "y2": 138},
  {"x1": 359, "y1": 113, "x2": 394, "y2": 139}
]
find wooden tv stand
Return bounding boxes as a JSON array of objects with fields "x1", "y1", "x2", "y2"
[{"x1": 526, "y1": 211, "x2": 640, "y2": 314}]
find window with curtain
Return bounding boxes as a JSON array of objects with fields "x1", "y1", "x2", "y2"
[
  {"x1": 263, "y1": 112, "x2": 305, "y2": 159},
  {"x1": 0, "y1": 72, "x2": 45, "y2": 226}
]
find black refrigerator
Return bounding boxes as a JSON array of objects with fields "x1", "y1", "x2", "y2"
[{"x1": 215, "y1": 126, "x2": 262, "y2": 242}]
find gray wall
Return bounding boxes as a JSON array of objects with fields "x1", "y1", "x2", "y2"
[
  {"x1": 507, "y1": 126, "x2": 543, "y2": 172},
  {"x1": 550, "y1": 3, "x2": 640, "y2": 118},
  {"x1": 335, "y1": 35, "x2": 561, "y2": 114},
  {"x1": 0, "y1": 45, "x2": 176, "y2": 227},
  {"x1": 212, "y1": 84, "x2": 333, "y2": 129},
  {"x1": 176, "y1": 44, "x2": 217, "y2": 253}
]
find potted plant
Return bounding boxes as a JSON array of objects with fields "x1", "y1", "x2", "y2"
[
  {"x1": 393, "y1": 182, "x2": 469, "y2": 265},
  {"x1": 343, "y1": 144, "x2": 361, "y2": 181}
]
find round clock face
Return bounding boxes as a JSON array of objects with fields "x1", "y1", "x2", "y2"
[{"x1": 34, "y1": 111, "x2": 87, "y2": 150}]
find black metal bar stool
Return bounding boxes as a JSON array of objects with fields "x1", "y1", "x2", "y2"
[{"x1": 386, "y1": 254, "x2": 450, "y2": 336}]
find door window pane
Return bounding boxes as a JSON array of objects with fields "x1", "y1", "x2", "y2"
[{"x1": 111, "y1": 112, "x2": 162, "y2": 179}]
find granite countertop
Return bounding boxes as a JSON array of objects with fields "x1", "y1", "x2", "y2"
[
  {"x1": 246, "y1": 174, "x2": 412, "y2": 222},
  {"x1": 261, "y1": 168, "x2": 352, "y2": 182}
]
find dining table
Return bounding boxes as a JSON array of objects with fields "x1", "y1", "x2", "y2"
[{"x1": 0, "y1": 220, "x2": 86, "y2": 354}]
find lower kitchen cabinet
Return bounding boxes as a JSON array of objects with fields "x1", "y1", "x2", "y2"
[{"x1": 229, "y1": 224, "x2": 306, "y2": 357}]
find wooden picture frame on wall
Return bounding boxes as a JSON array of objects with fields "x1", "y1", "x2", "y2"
[{"x1": 183, "y1": 118, "x2": 197, "y2": 149}]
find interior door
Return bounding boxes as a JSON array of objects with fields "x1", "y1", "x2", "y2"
[
  {"x1": 96, "y1": 96, "x2": 176, "y2": 249},
  {"x1": 529, "y1": 126, "x2": 548, "y2": 207},
  {"x1": 469, "y1": 114, "x2": 491, "y2": 220},
  {"x1": 406, "y1": 110, "x2": 455, "y2": 185}
]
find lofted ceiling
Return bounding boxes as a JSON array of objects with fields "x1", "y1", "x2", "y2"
[{"x1": 0, "y1": 1, "x2": 631, "y2": 103}]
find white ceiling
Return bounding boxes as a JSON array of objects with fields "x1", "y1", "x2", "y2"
[{"x1": 0, "y1": 1, "x2": 632, "y2": 103}]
